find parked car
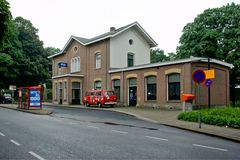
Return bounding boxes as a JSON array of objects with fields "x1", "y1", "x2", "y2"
[
  {"x1": 83, "y1": 89, "x2": 117, "y2": 107},
  {"x1": 3, "y1": 93, "x2": 12, "y2": 103},
  {"x1": 0, "y1": 92, "x2": 12, "y2": 104}
]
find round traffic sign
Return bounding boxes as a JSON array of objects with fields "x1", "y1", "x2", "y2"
[
  {"x1": 192, "y1": 70, "x2": 206, "y2": 84},
  {"x1": 205, "y1": 79, "x2": 212, "y2": 87}
]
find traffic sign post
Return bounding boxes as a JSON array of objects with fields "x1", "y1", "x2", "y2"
[{"x1": 192, "y1": 69, "x2": 206, "y2": 129}]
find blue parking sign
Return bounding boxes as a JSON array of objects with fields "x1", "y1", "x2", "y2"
[{"x1": 30, "y1": 90, "x2": 40, "y2": 106}]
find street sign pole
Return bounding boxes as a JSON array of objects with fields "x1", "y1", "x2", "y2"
[
  {"x1": 208, "y1": 57, "x2": 210, "y2": 109},
  {"x1": 192, "y1": 69, "x2": 206, "y2": 129},
  {"x1": 198, "y1": 84, "x2": 201, "y2": 128}
]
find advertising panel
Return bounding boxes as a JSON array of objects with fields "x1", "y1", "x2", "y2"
[{"x1": 30, "y1": 90, "x2": 41, "y2": 106}]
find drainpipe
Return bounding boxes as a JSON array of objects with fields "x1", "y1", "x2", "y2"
[{"x1": 121, "y1": 71, "x2": 124, "y2": 105}]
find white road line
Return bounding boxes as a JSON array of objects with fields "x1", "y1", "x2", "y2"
[
  {"x1": 145, "y1": 136, "x2": 168, "y2": 141},
  {"x1": 0, "y1": 132, "x2": 5, "y2": 136},
  {"x1": 111, "y1": 130, "x2": 128, "y2": 134},
  {"x1": 10, "y1": 139, "x2": 21, "y2": 146},
  {"x1": 29, "y1": 151, "x2": 46, "y2": 160},
  {"x1": 68, "y1": 122, "x2": 78, "y2": 125},
  {"x1": 87, "y1": 125, "x2": 99, "y2": 129},
  {"x1": 193, "y1": 144, "x2": 228, "y2": 152}
]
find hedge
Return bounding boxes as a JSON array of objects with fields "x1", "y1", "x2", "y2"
[{"x1": 178, "y1": 107, "x2": 240, "y2": 128}]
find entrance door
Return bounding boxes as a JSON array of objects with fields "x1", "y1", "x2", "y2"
[
  {"x1": 72, "y1": 82, "x2": 81, "y2": 104},
  {"x1": 59, "y1": 82, "x2": 62, "y2": 104},
  {"x1": 129, "y1": 86, "x2": 137, "y2": 106},
  {"x1": 128, "y1": 78, "x2": 137, "y2": 106}
]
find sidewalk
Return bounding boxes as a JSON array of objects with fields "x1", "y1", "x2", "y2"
[
  {"x1": 0, "y1": 103, "x2": 52, "y2": 115},
  {"x1": 0, "y1": 103, "x2": 239, "y2": 143}
]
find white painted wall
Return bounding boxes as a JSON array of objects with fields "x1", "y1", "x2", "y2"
[{"x1": 110, "y1": 28, "x2": 150, "y2": 68}]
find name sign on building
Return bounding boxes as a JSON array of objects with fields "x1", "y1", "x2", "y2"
[{"x1": 58, "y1": 62, "x2": 68, "y2": 68}]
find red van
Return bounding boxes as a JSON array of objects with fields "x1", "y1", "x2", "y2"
[{"x1": 83, "y1": 89, "x2": 117, "y2": 107}]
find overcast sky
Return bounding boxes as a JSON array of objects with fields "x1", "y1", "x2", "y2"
[{"x1": 7, "y1": 0, "x2": 239, "y2": 53}]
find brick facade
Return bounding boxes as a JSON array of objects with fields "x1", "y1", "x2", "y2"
[{"x1": 50, "y1": 22, "x2": 232, "y2": 109}]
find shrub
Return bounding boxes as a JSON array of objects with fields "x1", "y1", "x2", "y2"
[{"x1": 178, "y1": 107, "x2": 240, "y2": 128}]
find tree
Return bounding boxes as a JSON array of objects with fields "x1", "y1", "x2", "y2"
[
  {"x1": 177, "y1": 3, "x2": 240, "y2": 106},
  {"x1": 150, "y1": 48, "x2": 168, "y2": 63},
  {"x1": 0, "y1": 0, "x2": 12, "y2": 51},
  {"x1": 12, "y1": 17, "x2": 49, "y2": 87},
  {"x1": 150, "y1": 48, "x2": 177, "y2": 63}
]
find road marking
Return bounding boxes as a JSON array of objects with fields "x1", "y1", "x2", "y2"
[
  {"x1": 0, "y1": 132, "x2": 5, "y2": 136},
  {"x1": 145, "y1": 136, "x2": 168, "y2": 141},
  {"x1": 87, "y1": 125, "x2": 99, "y2": 129},
  {"x1": 10, "y1": 139, "x2": 21, "y2": 146},
  {"x1": 193, "y1": 144, "x2": 228, "y2": 152},
  {"x1": 29, "y1": 151, "x2": 46, "y2": 160},
  {"x1": 68, "y1": 122, "x2": 78, "y2": 125},
  {"x1": 111, "y1": 130, "x2": 128, "y2": 134}
]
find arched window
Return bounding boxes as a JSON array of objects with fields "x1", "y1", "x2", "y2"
[
  {"x1": 71, "y1": 57, "x2": 80, "y2": 72},
  {"x1": 95, "y1": 53, "x2": 101, "y2": 69},
  {"x1": 145, "y1": 76, "x2": 157, "y2": 101},
  {"x1": 77, "y1": 57, "x2": 80, "y2": 71},
  {"x1": 168, "y1": 73, "x2": 180, "y2": 100},
  {"x1": 94, "y1": 80, "x2": 102, "y2": 89},
  {"x1": 112, "y1": 79, "x2": 120, "y2": 101}
]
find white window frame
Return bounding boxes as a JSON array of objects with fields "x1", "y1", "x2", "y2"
[
  {"x1": 71, "y1": 57, "x2": 80, "y2": 73},
  {"x1": 95, "y1": 53, "x2": 101, "y2": 69}
]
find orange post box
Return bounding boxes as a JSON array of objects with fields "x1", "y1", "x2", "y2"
[
  {"x1": 181, "y1": 94, "x2": 195, "y2": 102},
  {"x1": 181, "y1": 94, "x2": 195, "y2": 112}
]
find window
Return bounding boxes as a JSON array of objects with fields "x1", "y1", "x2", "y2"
[
  {"x1": 112, "y1": 79, "x2": 120, "y2": 101},
  {"x1": 73, "y1": 46, "x2": 78, "y2": 52},
  {"x1": 54, "y1": 82, "x2": 58, "y2": 100},
  {"x1": 71, "y1": 57, "x2": 80, "y2": 72},
  {"x1": 129, "y1": 39, "x2": 134, "y2": 45},
  {"x1": 95, "y1": 53, "x2": 101, "y2": 69},
  {"x1": 127, "y1": 53, "x2": 134, "y2": 67},
  {"x1": 168, "y1": 73, "x2": 180, "y2": 100},
  {"x1": 63, "y1": 81, "x2": 67, "y2": 100},
  {"x1": 58, "y1": 67, "x2": 62, "y2": 75},
  {"x1": 146, "y1": 76, "x2": 157, "y2": 101},
  {"x1": 94, "y1": 81, "x2": 102, "y2": 89}
]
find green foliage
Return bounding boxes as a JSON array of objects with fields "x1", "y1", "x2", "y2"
[
  {"x1": 150, "y1": 48, "x2": 177, "y2": 63},
  {"x1": 0, "y1": 0, "x2": 13, "y2": 51},
  {"x1": 0, "y1": 16, "x2": 52, "y2": 89},
  {"x1": 178, "y1": 108, "x2": 240, "y2": 128},
  {"x1": 177, "y1": 3, "x2": 240, "y2": 86},
  {"x1": 46, "y1": 88, "x2": 52, "y2": 100}
]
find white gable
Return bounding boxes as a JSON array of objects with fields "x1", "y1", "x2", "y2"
[{"x1": 110, "y1": 28, "x2": 151, "y2": 68}]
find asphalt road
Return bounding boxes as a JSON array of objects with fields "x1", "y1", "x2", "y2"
[{"x1": 0, "y1": 105, "x2": 239, "y2": 160}]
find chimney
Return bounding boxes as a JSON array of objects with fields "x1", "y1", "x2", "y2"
[{"x1": 110, "y1": 27, "x2": 116, "y2": 32}]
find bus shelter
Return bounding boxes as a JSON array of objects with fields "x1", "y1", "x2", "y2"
[{"x1": 18, "y1": 86, "x2": 42, "y2": 110}]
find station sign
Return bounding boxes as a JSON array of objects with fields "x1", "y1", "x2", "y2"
[{"x1": 58, "y1": 62, "x2": 68, "y2": 68}]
